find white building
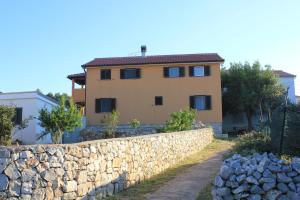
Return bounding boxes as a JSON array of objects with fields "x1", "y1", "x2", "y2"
[
  {"x1": 0, "y1": 91, "x2": 59, "y2": 144},
  {"x1": 273, "y1": 70, "x2": 297, "y2": 104}
]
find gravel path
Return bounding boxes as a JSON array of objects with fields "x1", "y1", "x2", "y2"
[{"x1": 144, "y1": 150, "x2": 229, "y2": 200}]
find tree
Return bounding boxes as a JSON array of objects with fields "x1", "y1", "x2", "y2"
[
  {"x1": 0, "y1": 105, "x2": 30, "y2": 145},
  {"x1": 47, "y1": 92, "x2": 71, "y2": 108},
  {"x1": 38, "y1": 96, "x2": 82, "y2": 144},
  {"x1": 222, "y1": 61, "x2": 284, "y2": 130}
]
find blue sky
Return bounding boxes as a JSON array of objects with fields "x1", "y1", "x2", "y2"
[{"x1": 0, "y1": 1, "x2": 299, "y2": 95}]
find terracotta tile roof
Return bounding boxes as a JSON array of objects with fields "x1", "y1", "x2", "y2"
[
  {"x1": 82, "y1": 53, "x2": 224, "y2": 67},
  {"x1": 273, "y1": 70, "x2": 296, "y2": 78},
  {"x1": 67, "y1": 73, "x2": 85, "y2": 79}
]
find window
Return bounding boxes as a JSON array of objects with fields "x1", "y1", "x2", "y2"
[
  {"x1": 189, "y1": 96, "x2": 211, "y2": 110},
  {"x1": 164, "y1": 67, "x2": 185, "y2": 78},
  {"x1": 13, "y1": 107, "x2": 22, "y2": 125},
  {"x1": 95, "y1": 98, "x2": 116, "y2": 113},
  {"x1": 189, "y1": 66, "x2": 210, "y2": 77},
  {"x1": 155, "y1": 96, "x2": 163, "y2": 106},
  {"x1": 101, "y1": 69, "x2": 111, "y2": 80},
  {"x1": 120, "y1": 68, "x2": 141, "y2": 79}
]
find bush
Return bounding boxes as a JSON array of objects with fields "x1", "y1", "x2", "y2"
[
  {"x1": 129, "y1": 118, "x2": 140, "y2": 133},
  {"x1": 101, "y1": 111, "x2": 120, "y2": 138},
  {"x1": 163, "y1": 108, "x2": 196, "y2": 132},
  {"x1": 233, "y1": 131, "x2": 272, "y2": 155},
  {"x1": 0, "y1": 105, "x2": 15, "y2": 145}
]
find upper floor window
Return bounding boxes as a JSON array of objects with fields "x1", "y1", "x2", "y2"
[
  {"x1": 155, "y1": 96, "x2": 163, "y2": 106},
  {"x1": 95, "y1": 98, "x2": 116, "y2": 113},
  {"x1": 189, "y1": 66, "x2": 210, "y2": 77},
  {"x1": 190, "y1": 95, "x2": 211, "y2": 110},
  {"x1": 120, "y1": 68, "x2": 141, "y2": 79},
  {"x1": 164, "y1": 67, "x2": 185, "y2": 78},
  {"x1": 101, "y1": 69, "x2": 111, "y2": 80}
]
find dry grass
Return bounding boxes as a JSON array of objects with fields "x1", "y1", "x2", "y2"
[{"x1": 105, "y1": 138, "x2": 235, "y2": 200}]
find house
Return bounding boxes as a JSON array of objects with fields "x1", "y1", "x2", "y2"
[
  {"x1": 297, "y1": 96, "x2": 300, "y2": 104},
  {"x1": 0, "y1": 91, "x2": 59, "y2": 144},
  {"x1": 68, "y1": 47, "x2": 224, "y2": 135},
  {"x1": 273, "y1": 70, "x2": 297, "y2": 104}
]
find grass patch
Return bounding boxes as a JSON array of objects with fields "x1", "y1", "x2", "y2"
[
  {"x1": 197, "y1": 182, "x2": 213, "y2": 200},
  {"x1": 105, "y1": 138, "x2": 235, "y2": 200}
]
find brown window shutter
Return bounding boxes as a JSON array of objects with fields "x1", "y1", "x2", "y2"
[
  {"x1": 95, "y1": 99, "x2": 102, "y2": 113},
  {"x1": 112, "y1": 99, "x2": 116, "y2": 111},
  {"x1": 136, "y1": 69, "x2": 141, "y2": 78},
  {"x1": 179, "y1": 67, "x2": 185, "y2": 77},
  {"x1": 189, "y1": 96, "x2": 195, "y2": 109},
  {"x1": 163, "y1": 67, "x2": 169, "y2": 77},
  {"x1": 120, "y1": 69, "x2": 125, "y2": 79},
  {"x1": 204, "y1": 66, "x2": 210, "y2": 76},
  {"x1": 205, "y1": 96, "x2": 212, "y2": 110},
  {"x1": 189, "y1": 66, "x2": 194, "y2": 77}
]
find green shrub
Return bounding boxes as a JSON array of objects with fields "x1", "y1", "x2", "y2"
[
  {"x1": 129, "y1": 118, "x2": 140, "y2": 133},
  {"x1": 101, "y1": 111, "x2": 120, "y2": 138},
  {"x1": 163, "y1": 108, "x2": 197, "y2": 132},
  {"x1": 0, "y1": 105, "x2": 30, "y2": 145},
  {"x1": 234, "y1": 131, "x2": 272, "y2": 155}
]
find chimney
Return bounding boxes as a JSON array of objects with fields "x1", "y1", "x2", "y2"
[{"x1": 141, "y1": 45, "x2": 147, "y2": 57}]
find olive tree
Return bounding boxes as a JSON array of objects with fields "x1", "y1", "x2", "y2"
[{"x1": 38, "y1": 96, "x2": 82, "y2": 144}]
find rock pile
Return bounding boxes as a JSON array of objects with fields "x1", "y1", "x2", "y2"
[{"x1": 212, "y1": 153, "x2": 300, "y2": 200}]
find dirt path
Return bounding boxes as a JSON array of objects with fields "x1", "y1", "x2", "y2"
[{"x1": 144, "y1": 150, "x2": 228, "y2": 200}]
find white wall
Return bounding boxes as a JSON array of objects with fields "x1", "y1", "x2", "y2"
[
  {"x1": 278, "y1": 77, "x2": 296, "y2": 104},
  {"x1": 0, "y1": 92, "x2": 58, "y2": 144}
]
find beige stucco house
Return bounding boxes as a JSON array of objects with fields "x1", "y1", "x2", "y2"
[{"x1": 68, "y1": 48, "x2": 224, "y2": 134}]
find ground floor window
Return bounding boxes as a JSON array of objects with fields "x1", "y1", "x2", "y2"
[
  {"x1": 95, "y1": 98, "x2": 116, "y2": 113},
  {"x1": 190, "y1": 95, "x2": 211, "y2": 110}
]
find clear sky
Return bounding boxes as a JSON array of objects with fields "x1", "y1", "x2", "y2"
[{"x1": 0, "y1": 1, "x2": 299, "y2": 95}]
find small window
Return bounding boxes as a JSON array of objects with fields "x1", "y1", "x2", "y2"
[
  {"x1": 189, "y1": 66, "x2": 210, "y2": 77},
  {"x1": 164, "y1": 67, "x2": 185, "y2": 78},
  {"x1": 155, "y1": 96, "x2": 163, "y2": 106},
  {"x1": 101, "y1": 69, "x2": 111, "y2": 80},
  {"x1": 120, "y1": 68, "x2": 141, "y2": 79},
  {"x1": 13, "y1": 107, "x2": 22, "y2": 125},
  {"x1": 95, "y1": 98, "x2": 116, "y2": 113},
  {"x1": 190, "y1": 96, "x2": 211, "y2": 110}
]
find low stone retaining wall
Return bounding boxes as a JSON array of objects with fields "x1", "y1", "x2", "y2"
[
  {"x1": 0, "y1": 128, "x2": 213, "y2": 199},
  {"x1": 213, "y1": 153, "x2": 300, "y2": 200}
]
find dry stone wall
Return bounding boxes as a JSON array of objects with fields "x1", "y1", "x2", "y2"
[{"x1": 0, "y1": 128, "x2": 213, "y2": 200}]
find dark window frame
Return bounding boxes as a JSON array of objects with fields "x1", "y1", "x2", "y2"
[
  {"x1": 189, "y1": 66, "x2": 210, "y2": 77},
  {"x1": 100, "y1": 69, "x2": 111, "y2": 80},
  {"x1": 95, "y1": 98, "x2": 116, "y2": 113},
  {"x1": 189, "y1": 95, "x2": 212, "y2": 110},
  {"x1": 120, "y1": 68, "x2": 141, "y2": 79},
  {"x1": 155, "y1": 96, "x2": 163, "y2": 106},
  {"x1": 163, "y1": 67, "x2": 185, "y2": 78}
]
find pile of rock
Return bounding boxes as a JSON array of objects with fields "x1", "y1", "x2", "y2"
[{"x1": 212, "y1": 153, "x2": 300, "y2": 200}]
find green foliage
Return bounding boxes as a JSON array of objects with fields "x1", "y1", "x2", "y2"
[
  {"x1": 233, "y1": 131, "x2": 272, "y2": 155},
  {"x1": 222, "y1": 61, "x2": 285, "y2": 130},
  {"x1": 46, "y1": 92, "x2": 71, "y2": 108},
  {"x1": 271, "y1": 104, "x2": 300, "y2": 156},
  {"x1": 129, "y1": 118, "x2": 141, "y2": 133},
  {"x1": 0, "y1": 105, "x2": 15, "y2": 145},
  {"x1": 101, "y1": 111, "x2": 120, "y2": 138},
  {"x1": 0, "y1": 105, "x2": 30, "y2": 145},
  {"x1": 38, "y1": 96, "x2": 82, "y2": 144},
  {"x1": 163, "y1": 108, "x2": 196, "y2": 132}
]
